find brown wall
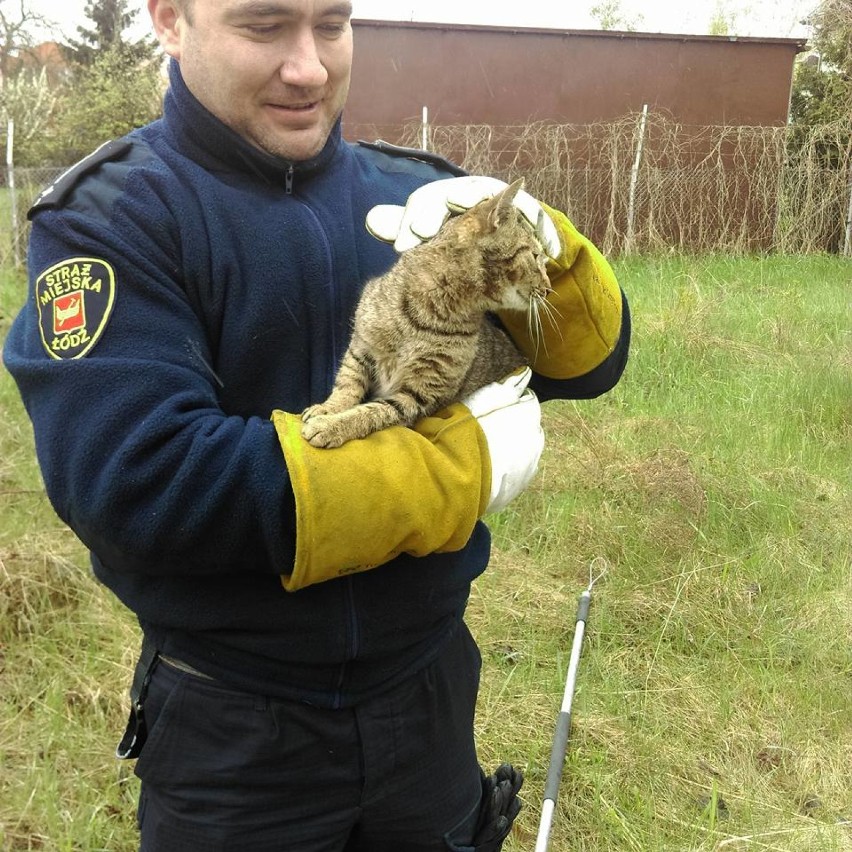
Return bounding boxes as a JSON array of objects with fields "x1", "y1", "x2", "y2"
[{"x1": 344, "y1": 21, "x2": 806, "y2": 142}]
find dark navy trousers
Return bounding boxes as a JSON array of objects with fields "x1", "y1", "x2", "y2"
[{"x1": 132, "y1": 623, "x2": 485, "y2": 851}]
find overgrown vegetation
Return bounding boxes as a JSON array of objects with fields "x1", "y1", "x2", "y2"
[
  {"x1": 396, "y1": 116, "x2": 852, "y2": 255},
  {"x1": 790, "y1": 0, "x2": 852, "y2": 127},
  {"x1": 0, "y1": 0, "x2": 162, "y2": 168},
  {"x1": 2, "y1": 254, "x2": 849, "y2": 850}
]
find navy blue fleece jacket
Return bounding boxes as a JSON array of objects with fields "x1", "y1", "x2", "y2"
[{"x1": 3, "y1": 62, "x2": 629, "y2": 706}]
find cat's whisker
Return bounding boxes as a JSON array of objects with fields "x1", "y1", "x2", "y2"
[
  {"x1": 535, "y1": 293, "x2": 563, "y2": 337},
  {"x1": 527, "y1": 297, "x2": 548, "y2": 359}
]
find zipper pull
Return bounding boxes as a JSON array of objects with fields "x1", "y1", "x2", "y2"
[{"x1": 285, "y1": 165, "x2": 294, "y2": 194}]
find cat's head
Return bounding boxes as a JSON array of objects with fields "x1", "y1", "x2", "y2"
[{"x1": 449, "y1": 178, "x2": 553, "y2": 312}]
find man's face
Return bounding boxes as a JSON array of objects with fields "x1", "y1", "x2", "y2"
[{"x1": 151, "y1": 0, "x2": 353, "y2": 162}]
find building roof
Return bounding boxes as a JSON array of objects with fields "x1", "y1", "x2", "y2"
[{"x1": 352, "y1": 18, "x2": 809, "y2": 50}]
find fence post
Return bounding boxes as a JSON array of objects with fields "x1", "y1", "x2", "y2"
[
  {"x1": 421, "y1": 106, "x2": 429, "y2": 152},
  {"x1": 625, "y1": 104, "x2": 648, "y2": 254},
  {"x1": 6, "y1": 118, "x2": 20, "y2": 267},
  {"x1": 844, "y1": 161, "x2": 852, "y2": 257}
]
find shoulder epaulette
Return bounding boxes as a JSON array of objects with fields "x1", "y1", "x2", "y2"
[
  {"x1": 28, "y1": 139, "x2": 134, "y2": 219},
  {"x1": 357, "y1": 140, "x2": 467, "y2": 177}
]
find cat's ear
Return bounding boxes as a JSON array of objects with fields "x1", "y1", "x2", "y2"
[{"x1": 488, "y1": 178, "x2": 525, "y2": 230}]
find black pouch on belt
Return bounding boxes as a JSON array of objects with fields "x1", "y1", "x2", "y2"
[{"x1": 116, "y1": 636, "x2": 159, "y2": 759}]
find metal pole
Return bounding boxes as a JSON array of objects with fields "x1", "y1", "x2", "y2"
[
  {"x1": 534, "y1": 562, "x2": 606, "y2": 852},
  {"x1": 625, "y1": 104, "x2": 648, "y2": 254},
  {"x1": 422, "y1": 106, "x2": 429, "y2": 152}
]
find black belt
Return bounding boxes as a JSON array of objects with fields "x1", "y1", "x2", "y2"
[{"x1": 159, "y1": 654, "x2": 216, "y2": 681}]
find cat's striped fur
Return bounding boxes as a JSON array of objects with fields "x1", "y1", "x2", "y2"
[{"x1": 301, "y1": 179, "x2": 552, "y2": 448}]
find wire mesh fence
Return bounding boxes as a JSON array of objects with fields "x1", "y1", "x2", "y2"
[
  {"x1": 2, "y1": 115, "x2": 850, "y2": 266},
  {"x1": 383, "y1": 113, "x2": 852, "y2": 256},
  {"x1": 0, "y1": 166, "x2": 66, "y2": 267}
]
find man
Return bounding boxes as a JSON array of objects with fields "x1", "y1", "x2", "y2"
[{"x1": 3, "y1": 0, "x2": 630, "y2": 849}]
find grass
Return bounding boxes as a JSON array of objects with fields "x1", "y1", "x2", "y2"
[{"x1": 1, "y1": 254, "x2": 850, "y2": 851}]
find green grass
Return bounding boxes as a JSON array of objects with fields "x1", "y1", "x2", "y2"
[{"x1": 2, "y1": 255, "x2": 850, "y2": 851}]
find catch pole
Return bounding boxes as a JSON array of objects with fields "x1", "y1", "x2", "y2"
[{"x1": 534, "y1": 561, "x2": 606, "y2": 852}]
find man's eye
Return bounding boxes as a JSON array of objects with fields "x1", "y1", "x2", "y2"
[
  {"x1": 317, "y1": 22, "x2": 348, "y2": 37},
  {"x1": 244, "y1": 24, "x2": 279, "y2": 36}
]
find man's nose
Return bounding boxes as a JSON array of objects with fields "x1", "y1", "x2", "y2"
[{"x1": 278, "y1": 30, "x2": 329, "y2": 88}]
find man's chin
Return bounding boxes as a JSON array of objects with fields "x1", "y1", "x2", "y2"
[{"x1": 253, "y1": 124, "x2": 332, "y2": 163}]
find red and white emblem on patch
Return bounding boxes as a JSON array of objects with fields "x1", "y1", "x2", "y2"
[
  {"x1": 53, "y1": 291, "x2": 86, "y2": 334},
  {"x1": 35, "y1": 257, "x2": 116, "y2": 360}
]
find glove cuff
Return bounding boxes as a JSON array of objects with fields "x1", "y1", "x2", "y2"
[
  {"x1": 272, "y1": 405, "x2": 490, "y2": 591},
  {"x1": 499, "y1": 203, "x2": 623, "y2": 380}
]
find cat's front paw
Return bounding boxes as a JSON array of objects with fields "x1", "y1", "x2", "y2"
[
  {"x1": 301, "y1": 414, "x2": 348, "y2": 449},
  {"x1": 302, "y1": 403, "x2": 330, "y2": 422}
]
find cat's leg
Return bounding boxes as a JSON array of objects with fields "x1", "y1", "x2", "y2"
[
  {"x1": 301, "y1": 397, "x2": 415, "y2": 448},
  {"x1": 302, "y1": 348, "x2": 372, "y2": 421},
  {"x1": 302, "y1": 361, "x2": 456, "y2": 448},
  {"x1": 302, "y1": 370, "x2": 446, "y2": 447}
]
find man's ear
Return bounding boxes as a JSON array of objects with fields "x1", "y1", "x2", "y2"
[{"x1": 148, "y1": 0, "x2": 183, "y2": 60}]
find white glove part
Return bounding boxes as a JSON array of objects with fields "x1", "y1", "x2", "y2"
[
  {"x1": 461, "y1": 368, "x2": 544, "y2": 514},
  {"x1": 366, "y1": 176, "x2": 562, "y2": 258}
]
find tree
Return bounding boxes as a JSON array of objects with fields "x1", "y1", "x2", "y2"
[
  {"x1": 789, "y1": 0, "x2": 852, "y2": 125},
  {"x1": 56, "y1": 44, "x2": 163, "y2": 163},
  {"x1": 0, "y1": 1, "x2": 64, "y2": 167},
  {"x1": 590, "y1": 0, "x2": 644, "y2": 32},
  {"x1": 0, "y1": 66, "x2": 61, "y2": 166},
  {"x1": 0, "y1": 0, "x2": 53, "y2": 81},
  {"x1": 0, "y1": 1, "x2": 163, "y2": 167},
  {"x1": 707, "y1": 1, "x2": 738, "y2": 36},
  {"x1": 787, "y1": 0, "x2": 852, "y2": 254},
  {"x1": 66, "y1": 0, "x2": 157, "y2": 66}
]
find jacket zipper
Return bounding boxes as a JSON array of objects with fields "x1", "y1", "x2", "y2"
[{"x1": 285, "y1": 165, "x2": 294, "y2": 194}]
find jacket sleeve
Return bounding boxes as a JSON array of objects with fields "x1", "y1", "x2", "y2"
[
  {"x1": 498, "y1": 203, "x2": 630, "y2": 401},
  {"x1": 272, "y1": 405, "x2": 489, "y2": 591},
  {"x1": 3, "y1": 208, "x2": 489, "y2": 584}
]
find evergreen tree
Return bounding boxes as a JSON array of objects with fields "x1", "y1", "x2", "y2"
[{"x1": 66, "y1": 0, "x2": 157, "y2": 66}]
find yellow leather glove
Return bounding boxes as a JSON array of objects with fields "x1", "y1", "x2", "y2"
[
  {"x1": 272, "y1": 404, "x2": 490, "y2": 591},
  {"x1": 498, "y1": 203, "x2": 623, "y2": 380}
]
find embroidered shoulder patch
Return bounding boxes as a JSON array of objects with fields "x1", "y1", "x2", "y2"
[{"x1": 35, "y1": 257, "x2": 116, "y2": 359}]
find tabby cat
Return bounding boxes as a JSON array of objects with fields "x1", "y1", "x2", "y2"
[{"x1": 301, "y1": 178, "x2": 552, "y2": 448}]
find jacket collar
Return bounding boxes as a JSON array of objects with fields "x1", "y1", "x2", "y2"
[{"x1": 163, "y1": 59, "x2": 342, "y2": 186}]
